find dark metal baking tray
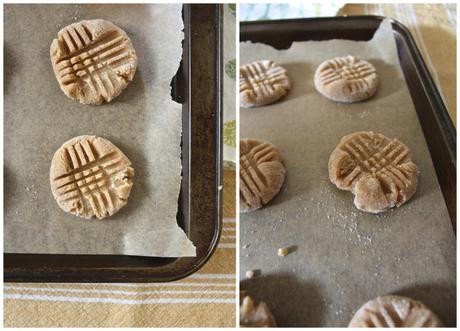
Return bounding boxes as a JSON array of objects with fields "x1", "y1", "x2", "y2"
[
  {"x1": 4, "y1": 4, "x2": 223, "y2": 282},
  {"x1": 241, "y1": 15, "x2": 456, "y2": 232}
]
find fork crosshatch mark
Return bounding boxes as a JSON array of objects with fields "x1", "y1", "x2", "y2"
[
  {"x1": 240, "y1": 139, "x2": 286, "y2": 213},
  {"x1": 50, "y1": 19, "x2": 137, "y2": 105},
  {"x1": 329, "y1": 132, "x2": 419, "y2": 213},
  {"x1": 315, "y1": 56, "x2": 378, "y2": 102},
  {"x1": 319, "y1": 56, "x2": 376, "y2": 89},
  {"x1": 50, "y1": 136, "x2": 134, "y2": 219},
  {"x1": 239, "y1": 60, "x2": 291, "y2": 107}
]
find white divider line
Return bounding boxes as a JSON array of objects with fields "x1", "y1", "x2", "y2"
[
  {"x1": 4, "y1": 286, "x2": 235, "y2": 296},
  {"x1": 223, "y1": 218, "x2": 236, "y2": 223},
  {"x1": 4, "y1": 294, "x2": 235, "y2": 305},
  {"x1": 221, "y1": 235, "x2": 236, "y2": 239}
]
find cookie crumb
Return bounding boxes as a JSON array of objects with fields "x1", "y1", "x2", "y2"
[
  {"x1": 245, "y1": 270, "x2": 255, "y2": 279},
  {"x1": 278, "y1": 247, "x2": 289, "y2": 257}
]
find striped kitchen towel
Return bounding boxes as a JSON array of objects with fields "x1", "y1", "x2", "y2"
[{"x1": 4, "y1": 169, "x2": 236, "y2": 327}]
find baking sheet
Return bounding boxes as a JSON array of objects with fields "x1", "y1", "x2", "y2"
[
  {"x1": 240, "y1": 19, "x2": 456, "y2": 326},
  {"x1": 4, "y1": 4, "x2": 196, "y2": 257}
]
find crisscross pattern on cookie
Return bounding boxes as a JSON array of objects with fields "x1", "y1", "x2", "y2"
[
  {"x1": 51, "y1": 137, "x2": 132, "y2": 219},
  {"x1": 350, "y1": 296, "x2": 443, "y2": 327},
  {"x1": 240, "y1": 60, "x2": 290, "y2": 107},
  {"x1": 240, "y1": 140, "x2": 285, "y2": 212},
  {"x1": 338, "y1": 132, "x2": 412, "y2": 192},
  {"x1": 317, "y1": 55, "x2": 376, "y2": 93},
  {"x1": 329, "y1": 132, "x2": 418, "y2": 213},
  {"x1": 51, "y1": 20, "x2": 136, "y2": 103}
]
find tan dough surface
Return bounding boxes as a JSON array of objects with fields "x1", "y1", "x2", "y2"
[
  {"x1": 239, "y1": 19, "x2": 455, "y2": 327},
  {"x1": 50, "y1": 19, "x2": 137, "y2": 105},
  {"x1": 349, "y1": 295, "x2": 443, "y2": 327},
  {"x1": 240, "y1": 139, "x2": 286, "y2": 213},
  {"x1": 240, "y1": 295, "x2": 277, "y2": 327},
  {"x1": 50, "y1": 135, "x2": 134, "y2": 219},
  {"x1": 314, "y1": 55, "x2": 378, "y2": 103},
  {"x1": 329, "y1": 131, "x2": 419, "y2": 213},
  {"x1": 240, "y1": 60, "x2": 291, "y2": 108}
]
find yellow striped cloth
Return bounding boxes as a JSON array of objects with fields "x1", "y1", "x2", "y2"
[
  {"x1": 339, "y1": 4, "x2": 457, "y2": 125},
  {"x1": 4, "y1": 169, "x2": 236, "y2": 327}
]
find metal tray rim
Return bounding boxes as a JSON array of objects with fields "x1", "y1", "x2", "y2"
[{"x1": 4, "y1": 4, "x2": 224, "y2": 283}]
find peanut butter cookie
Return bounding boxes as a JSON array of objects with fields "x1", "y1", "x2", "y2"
[
  {"x1": 240, "y1": 60, "x2": 291, "y2": 108},
  {"x1": 315, "y1": 55, "x2": 378, "y2": 103},
  {"x1": 240, "y1": 139, "x2": 285, "y2": 213},
  {"x1": 50, "y1": 135, "x2": 134, "y2": 219},
  {"x1": 50, "y1": 19, "x2": 137, "y2": 105},
  {"x1": 349, "y1": 295, "x2": 443, "y2": 327},
  {"x1": 329, "y1": 131, "x2": 418, "y2": 213}
]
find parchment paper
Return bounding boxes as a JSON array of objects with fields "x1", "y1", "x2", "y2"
[
  {"x1": 240, "y1": 19, "x2": 456, "y2": 326},
  {"x1": 4, "y1": 4, "x2": 196, "y2": 257}
]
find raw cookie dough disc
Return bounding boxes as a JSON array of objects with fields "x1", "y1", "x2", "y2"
[
  {"x1": 240, "y1": 295, "x2": 277, "y2": 327},
  {"x1": 349, "y1": 295, "x2": 443, "y2": 327},
  {"x1": 50, "y1": 135, "x2": 134, "y2": 219},
  {"x1": 240, "y1": 139, "x2": 285, "y2": 213},
  {"x1": 50, "y1": 19, "x2": 138, "y2": 105},
  {"x1": 240, "y1": 60, "x2": 291, "y2": 108},
  {"x1": 314, "y1": 55, "x2": 378, "y2": 103},
  {"x1": 329, "y1": 131, "x2": 419, "y2": 213}
]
